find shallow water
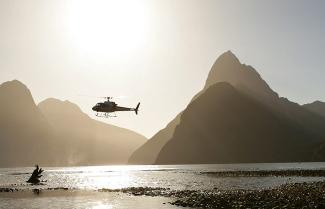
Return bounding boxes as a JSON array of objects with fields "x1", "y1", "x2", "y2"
[
  {"x1": 1, "y1": 163, "x2": 325, "y2": 208},
  {"x1": 0, "y1": 190, "x2": 180, "y2": 209},
  {"x1": 1, "y1": 163, "x2": 325, "y2": 191}
]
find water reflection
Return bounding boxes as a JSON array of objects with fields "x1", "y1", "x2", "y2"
[
  {"x1": 1, "y1": 163, "x2": 325, "y2": 191},
  {"x1": 92, "y1": 202, "x2": 113, "y2": 209}
]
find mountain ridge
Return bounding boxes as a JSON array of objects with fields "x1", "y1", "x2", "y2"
[
  {"x1": 130, "y1": 50, "x2": 325, "y2": 165},
  {"x1": 303, "y1": 101, "x2": 325, "y2": 118},
  {"x1": 0, "y1": 80, "x2": 147, "y2": 167},
  {"x1": 155, "y1": 82, "x2": 321, "y2": 164}
]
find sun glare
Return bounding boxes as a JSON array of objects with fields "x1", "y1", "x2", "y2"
[{"x1": 65, "y1": 0, "x2": 149, "y2": 58}]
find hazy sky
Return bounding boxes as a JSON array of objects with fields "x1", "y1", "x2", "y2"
[{"x1": 0, "y1": 0, "x2": 324, "y2": 138}]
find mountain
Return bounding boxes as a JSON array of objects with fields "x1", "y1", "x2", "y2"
[
  {"x1": 155, "y1": 82, "x2": 321, "y2": 164},
  {"x1": 206, "y1": 51, "x2": 325, "y2": 138},
  {"x1": 128, "y1": 50, "x2": 278, "y2": 164},
  {"x1": 38, "y1": 98, "x2": 146, "y2": 165},
  {"x1": 0, "y1": 80, "x2": 147, "y2": 167},
  {"x1": 0, "y1": 80, "x2": 54, "y2": 167},
  {"x1": 130, "y1": 50, "x2": 325, "y2": 164},
  {"x1": 204, "y1": 51, "x2": 279, "y2": 102},
  {"x1": 128, "y1": 113, "x2": 181, "y2": 164},
  {"x1": 128, "y1": 51, "x2": 275, "y2": 164},
  {"x1": 304, "y1": 101, "x2": 325, "y2": 118}
]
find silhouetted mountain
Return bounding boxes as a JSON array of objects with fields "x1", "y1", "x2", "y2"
[
  {"x1": 204, "y1": 51, "x2": 278, "y2": 102},
  {"x1": 155, "y1": 82, "x2": 321, "y2": 164},
  {"x1": 128, "y1": 113, "x2": 181, "y2": 164},
  {"x1": 129, "y1": 51, "x2": 276, "y2": 164},
  {"x1": 205, "y1": 51, "x2": 325, "y2": 141},
  {"x1": 304, "y1": 101, "x2": 325, "y2": 118},
  {"x1": 0, "y1": 80, "x2": 53, "y2": 167},
  {"x1": 0, "y1": 80, "x2": 146, "y2": 167},
  {"x1": 38, "y1": 98, "x2": 146, "y2": 165},
  {"x1": 130, "y1": 50, "x2": 325, "y2": 164}
]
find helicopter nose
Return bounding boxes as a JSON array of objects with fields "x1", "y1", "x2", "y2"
[{"x1": 92, "y1": 106, "x2": 97, "y2": 111}]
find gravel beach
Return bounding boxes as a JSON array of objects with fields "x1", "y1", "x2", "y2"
[
  {"x1": 100, "y1": 181, "x2": 325, "y2": 208},
  {"x1": 2, "y1": 181, "x2": 325, "y2": 208}
]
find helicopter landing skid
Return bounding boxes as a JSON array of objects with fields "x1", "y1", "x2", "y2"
[{"x1": 95, "y1": 112, "x2": 117, "y2": 118}]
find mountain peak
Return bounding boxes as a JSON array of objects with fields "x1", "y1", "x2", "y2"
[
  {"x1": 204, "y1": 51, "x2": 241, "y2": 89},
  {"x1": 0, "y1": 79, "x2": 29, "y2": 92},
  {"x1": 309, "y1": 100, "x2": 325, "y2": 105},
  {"x1": 39, "y1": 98, "x2": 77, "y2": 107},
  {"x1": 38, "y1": 98, "x2": 84, "y2": 116},
  {"x1": 204, "y1": 51, "x2": 278, "y2": 102},
  {"x1": 218, "y1": 50, "x2": 240, "y2": 63},
  {"x1": 1, "y1": 79, "x2": 25, "y2": 86},
  {"x1": 0, "y1": 80, "x2": 37, "y2": 111},
  {"x1": 303, "y1": 100, "x2": 325, "y2": 118}
]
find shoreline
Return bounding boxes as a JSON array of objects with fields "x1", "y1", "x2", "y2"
[
  {"x1": 200, "y1": 169, "x2": 325, "y2": 177},
  {"x1": 98, "y1": 181, "x2": 325, "y2": 208},
  {"x1": 0, "y1": 190, "x2": 180, "y2": 209},
  {"x1": 2, "y1": 181, "x2": 325, "y2": 208}
]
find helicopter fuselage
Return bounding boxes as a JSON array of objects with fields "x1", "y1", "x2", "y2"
[
  {"x1": 92, "y1": 103, "x2": 133, "y2": 113},
  {"x1": 92, "y1": 100, "x2": 140, "y2": 116}
]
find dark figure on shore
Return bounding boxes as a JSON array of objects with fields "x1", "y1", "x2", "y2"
[{"x1": 27, "y1": 165, "x2": 44, "y2": 184}]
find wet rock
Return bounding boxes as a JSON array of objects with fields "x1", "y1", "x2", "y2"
[
  {"x1": 27, "y1": 165, "x2": 44, "y2": 184},
  {"x1": 201, "y1": 169, "x2": 325, "y2": 177},
  {"x1": 99, "y1": 181, "x2": 325, "y2": 208}
]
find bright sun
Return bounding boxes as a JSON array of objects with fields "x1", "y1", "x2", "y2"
[{"x1": 65, "y1": 0, "x2": 149, "y2": 58}]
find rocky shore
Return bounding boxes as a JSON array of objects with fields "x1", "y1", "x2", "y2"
[
  {"x1": 201, "y1": 169, "x2": 325, "y2": 177},
  {"x1": 2, "y1": 181, "x2": 325, "y2": 208},
  {"x1": 100, "y1": 181, "x2": 325, "y2": 208}
]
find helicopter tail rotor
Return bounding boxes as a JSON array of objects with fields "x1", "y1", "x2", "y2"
[{"x1": 135, "y1": 102, "x2": 140, "y2": 115}]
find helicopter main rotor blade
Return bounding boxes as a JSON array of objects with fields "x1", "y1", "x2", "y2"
[{"x1": 78, "y1": 95, "x2": 128, "y2": 99}]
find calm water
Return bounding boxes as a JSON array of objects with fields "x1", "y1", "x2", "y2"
[
  {"x1": 1, "y1": 163, "x2": 325, "y2": 191},
  {"x1": 1, "y1": 163, "x2": 325, "y2": 208}
]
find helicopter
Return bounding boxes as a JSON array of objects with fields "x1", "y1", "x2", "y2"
[{"x1": 92, "y1": 96, "x2": 140, "y2": 117}]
